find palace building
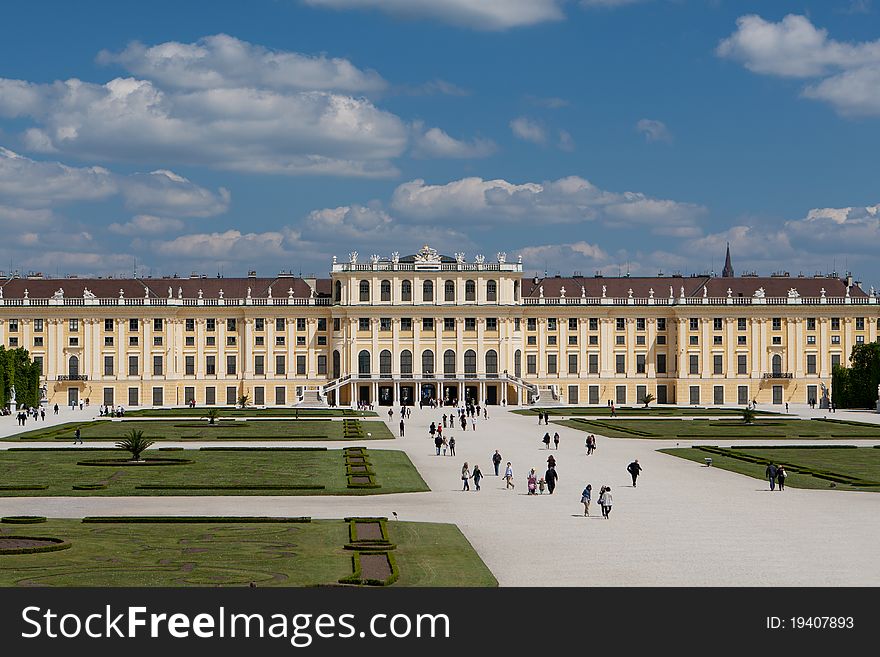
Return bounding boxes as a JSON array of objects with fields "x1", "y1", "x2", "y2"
[{"x1": 1, "y1": 245, "x2": 878, "y2": 409}]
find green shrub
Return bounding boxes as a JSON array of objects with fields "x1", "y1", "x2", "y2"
[
  {"x1": 82, "y1": 516, "x2": 311, "y2": 523},
  {"x1": 1, "y1": 516, "x2": 47, "y2": 524},
  {"x1": 0, "y1": 537, "x2": 71, "y2": 555}
]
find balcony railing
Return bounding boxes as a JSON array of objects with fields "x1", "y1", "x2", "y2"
[
  {"x1": 762, "y1": 372, "x2": 793, "y2": 379},
  {"x1": 57, "y1": 375, "x2": 88, "y2": 381}
]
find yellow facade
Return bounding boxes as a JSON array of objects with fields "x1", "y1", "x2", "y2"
[{"x1": 1, "y1": 246, "x2": 878, "y2": 409}]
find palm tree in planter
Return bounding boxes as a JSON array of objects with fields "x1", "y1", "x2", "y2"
[
  {"x1": 116, "y1": 429, "x2": 155, "y2": 462},
  {"x1": 742, "y1": 407, "x2": 757, "y2": 425},
  {"x1": 204, "y1": 408, "x2": 220, "y2": 425},
  {"x1": 237, "y1": 394, "x2": 250, "y2": 410},
  {"x1": 641, "y1": 393, "x2": 656, "y2": 409}
]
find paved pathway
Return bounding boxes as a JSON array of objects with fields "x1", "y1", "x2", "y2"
[{"x1": 2, "y1": 403, "x2": 879, "y2": 586}]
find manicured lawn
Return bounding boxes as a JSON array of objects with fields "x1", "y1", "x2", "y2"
[
  {"x1": 124, "y1": 407, "x2": 377, "y2": 418},
  {"x1": 0, "y1": 519, "x2": 496, "y2": 586},
  {"x1": 3, "y1": 419, "x2": 394, "y2": 442},
  {"x1": 514, "y1": 406, "x2": 781, "y2": 417},
  {"x1": 661, "y1": 446, "x2": 880, "y2": 492},
  {"x1": 556, "y1": 417, "x2": 880, "y2": 440},
  {"x1": 0, "y1": 448, "x2": 428, "y2": 496}
]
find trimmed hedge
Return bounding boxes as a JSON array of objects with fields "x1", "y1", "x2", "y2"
[
  {"x1": 158, "y1": 447, "x2": 184, "y2": 451},
  {"x1": 0, "y1": 485, "x2": 48, "y2": 491},
  {"x1": 76, "y1": 457, "x2": 193, "y2": 466},
  {"x1": 0, "y1": 537, "x2": 71, "y2": 555},
  {"x1": 134, "y1": 484, "x2": 325, "y2": 491},
  {"x1": 347, "y1": 517, "x2": 391, "y2": 544},
  {"x1": 72, "y1": 483, "x2": 107, "y2": 490},
  {"x1": 82, "y1": 516, "x2": 311, "y2": 523},
  {"x1": 8, "y1": 447, "x2": 117, "y2": 451},
  {"x1": 571, "y1": 419, "x2": 655, "y2": 437},
  {"x1": 338, "y1": 551, "x2": 399, "y2": 586},
  {"x1": 1, "y1": 516, "x2": 47, "y2": 524}
]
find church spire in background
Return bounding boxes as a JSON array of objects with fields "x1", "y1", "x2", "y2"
[{"x1": 722, "y1": 242, "x2": 734, "y2": 277}]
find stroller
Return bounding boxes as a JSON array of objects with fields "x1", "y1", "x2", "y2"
[{"x1": 527, "y1": 474, "x2": 537, "y2": 495}]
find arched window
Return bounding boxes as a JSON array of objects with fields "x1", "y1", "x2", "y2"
[
  {"x1": 444, "y1": 349, "x2": 456, "y2": 375},
  {"x1": 514, "y1": 350, "x2": 522, "y2": 378},
  {"x1": 380, "y1": 280, "x2": 391, "y2": 302},
  {"x1": 400, "y1": 350, "x2": 413, "y2": 375},
  {"x1": 334, "y1": 280, "x2": 342, "y2": 303},
  {"x1": 514, "y1": 280, "x2": 520, "y2": 302},
  {"x1": 69, "y1": 355, "x2": 79, "y2": 377},
  {"x1": 422, "y1": 349, "x2": 435, "y2": 375},
  {"x1": 380, "y1": 350, "x2": 392, "y2": 376},
  {"x1": 332, "y1": 350, "x2": 341, "y2": 379},
  {"x1": 487, "y1": 280, "x2": 497, "y2": 302},
  {"x1": 444, "y1": 280, "x2": 455, "y2": 302},
  {"x1": 359, "y1": 280, "x2": 370, "y2": 302},
  {"x1": 464, "y1": 349, "x2": 477, "y2": 375},
  {"x1": 423, "y1": 280, "x2": 434, "y2": 302},
  {"x1": 772, "y1": 354, "x2": 782, "y2": 375},
  {"x1": 465, "y1": 280, "x2": 476, "y2": 301},
  {"x1": 486, "y1": 349, "x2": 498, "y2": 375},
  {"x1": 401, "y1": 280, "x2": 412, "y2": 302},
  {"x1": 358, "y1": 350, "x2": 371, "y2": 375}
]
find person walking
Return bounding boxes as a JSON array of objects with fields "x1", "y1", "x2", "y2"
[
  {"x1": 73, "y1": 427, "x2": 83, "y2": 445},
  {"x1": 434, "y1": 434, "x2": 443, "y2": 456},
  {"x1": 471, "y1": 416, "x2": 476, "y2": 431},
  {"x1": 472, "y1": 464, "x2": 483, "y2": 491},
  {"x1": 765, "y1": 463, "x2": 777, "y2": 491},
  {"x1": 492, "y1": 450, "x2": 502, "y2": 476},
  {"x1": 388, "y1": 408, "x2": 393, "y2": 421},
  {"x1": 449, "y1": 436, "x2": 456, "y2": 456},
  {"x1": 527, "y1": 468, "x2": 537, "y2": 495},
  {"x1": 429, "y1": 422, "x2": 436, "y2": 439},
  {"x1": 504, "y1": 462, "x2": 515, "y2": 489},
  {"x1": 461, "y1": 462, "x2": 471, "y2": 491},
  {"x1": 547, "y1": 454, "x2": 556, "y2": 469},
  {"x1": 442, "y1": 435, "x2": 448, "y2": 456},
  {"x1": 543, "y1": 432, "x2": 551, "y2": 449},
  {"x1": 443, "y1": 414, "x2": 448, "y2": 428},
  {"x1": 460, "y1": 415, "x2": 467, "y2": 431},
  {"x1": 399, "y1": 419, "x2": 405, "y2": 437},
  {"x1": 40, "y1": 407, "x2": 45, "y2": 421},
  {"x1": 776, "y1": 465, "x2": 787, "y2": 491},
  {"x1": 53, "y1": 403, "x2": 59, "y2": 415},
  {"x1": 627, "y1": 459, "x2": 643, "y2": 487},
  {"x1": 553, "y1": 432, "x2": 560, "y2": 450},
  {"x1": 545, "y1": 466, "x2": 558, "y2": 494},
  {"x1": 600, "y1": 487, "x2": 613, "y2": 519},
  {"x1": 581, "y1": 484, "x2": 592, "y2": 516}
]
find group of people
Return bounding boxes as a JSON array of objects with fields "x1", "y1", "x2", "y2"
[
  {"x1": 585, "y1": 433, "x2": 597, "y2": 455},
  {"x1": 535, "y1": 411, "x2": 551, "y2": 425},
  {"x1": 13, "y1": 407, "x2": 45, "y2": 424},
  {"x1": 765, "y1": 463, "x2": 788, "y2": 491},
  {"x1": 461, "y1": 462, "x2": 483, "y2": 491},
  {"x1": 542, "y1": 431, "x2": 560, "y2": 449},
  {"x1": 98, "y1": 405, "x2": 126, "y2": 418},
  {"x1": 581, "y1": 485, "x2": 614, "y2": 519}
]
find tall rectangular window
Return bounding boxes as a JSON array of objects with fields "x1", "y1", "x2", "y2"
[
  {"x1": 636, "y1": 385, "x2": 647, "y2": 404},
  {"x1": 33, "y1": 319, "x2": 43, "y2": 332},
  {"x1": 713, "y1": 385, "x2": 724, "y2": 405},
  {"x1": 689, "y1": 318, "x2": 699, "y2": 331},
  {"x1": 296, "y1": 355, "x2": 306, "y2": 375},
  {"x1": 713, "y1": 318, "x2": 723, "y2": 331},
  {"x1": 152, "y1": 387, "x2": 163, "y2": 406},
  {"x1": 206, "y1": 387, "x2": 216, "y2": 405},
  {"x1": 589, "y1": 318, "x2": 598, "y2": 331},
  {"x1": 103, "y1": 387, "x2": 114, "y2": 407},
  {"x1": 588, "y1": 385, "x2": 599, "y2": 405},
  {"x1": 206, "y1": 356, "x2": 216, "y2": 375},
  {"x1": 152, "y1": 355, "x2": 163, "y2": 376},
  {"x1": 806, "y1": 354, "x2": 817, "y2": 374},
  {"x1": 276, "y1": 355, "x2": 285, "y2": 375},
  {"x1": 185, "y1": 318, "x2": 195, "y2": 331},
  {"x1": 104, "y1": 356, "x2": 114, "y2": 376},
  {"x1": 616, "y1": 385, "x2": 626, "y2": 405},
  {"x1": 227, "y1": 318, "x2": 237, "y2": 332},
  {"x1": 254, "y1": 355, "x2": 264, "y2": 375},
  {"x1": 656, "y1": 353, "x2": 666, "y2": 374},
  {"x1": 568, "y1": 353, "x2": 578, "y2": 374},
  {"x1": 226, "y1": 386, "x2": 237, "y2": 405},
  {"x1": 588, "y1": 354, "x2": 599, "y2": 374},
  {"x1": 527, "y1": 355, "x2": 537, "y2": 375},
  {"x1": 568, "y1": 318, "x2": 578, "y2": 331},
  {"x1": 615, "y1": 354, "x2": 625, "y2": 374},
  {"x1": 317, "y1": 355, "x2": 327, "y2": 375},
  {"x1": 184, "y1": 387, "x2": 195, "y2": 405},
  {"x1": 275, "y1": 387, "x2": 286, "y2": 405},
  {"x1": 185, "y1": 356, "x2": 195, "y2": 376},
  {"x1": 153, "y1": 318, "x2": 163, "y2": 331},
  {"x1": 738, "y1": 385, "x2": 749, "y2": 405},
  {"x1": 689, "y1": 386, "x2": 700, "y2": 405},
  {"x1": 713, "y1": 354, "x2": 723, "y2": 375},
  {"x1": 636, "y1": 354, "x2": 646, "y2": 374},
  {"x1": 254, "y1": 387, "x2": 265, "y2": 406},
  {"x1": 128, "y1": 356, "x2": 139, "y2": 376},
  {"x1": 547, "y1": 354, "x2": 557, "y2": 375},
  {"x1": 689, "y1": 354, "x2": 699, "y2": 375},
  {"x1": 226, "y1": 355, "x2": 236, "y2": 375},
  {"x1": 737, "y1": 354, "x2": 747, "y2": 374},
  {"x1": 276, "y1": 318, "x2": 285, "y2": 331},
  {"x1": 129, "y1": 318, "x2": 139, "y2": 331},
  {"x1": 255, "y1": 318, "x2": 265, "y2": 331},
  {"x1": 128, "y1": 387, "x2": 139, "y2": 406},
  {"x1": 69, "y1": 318, "x2": 79, "y2": 331},
  {"x1": 738, "y1": 318, "x2": 747, "y2": 331},
  {"x1": 105, "y1": 319, "x2": 114, "y2": 332}
]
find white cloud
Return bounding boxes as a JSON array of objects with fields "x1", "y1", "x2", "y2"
[
  {"x1": 0, "y1": 204, "x2": 54, "y2": 226},
  {"x1": 510, "y1": 116, "x2": 547, "y2": 144},
  {"x1": 635, "y1": 119, "x2": 671, "y2": 142},
  {"x1": 390, "y1": 176, "x2": 706, "y2": 235},
  {"x1": 301, "y1": 0, "x2": 565, "y2": 30},
  {"x1": 0, "y1": 76, "x2": 408, "y2": 177},
  {"x1": 147, "y1": 229, "x2": 291, "y2": 260},
  {"x1": 304, "y1": 204, "x2": 394, "y2": 240},
  {"x1": 108, "y1": 214, "x2": 186, "y2": 236},
  {"x1": 0, "y1": 147, "x2": 229, "y2": 216},
  {"x1": 717, "y1": 14, "x2": 880, "y2": 116},
  {"x1": 97, "y1": 34, "x2": 387, "y2": 93},
  {"x1": 786, "y1": 204, "x2": 880, "y2": 253},
  {"x1": 404, "y1": 79, "x2": 469, "y2": 96},
  {"x1": 412, "y1": 125, "x2": 496, "y2": 158},
  {"x1": 557, "y1": 129, "x2": 575, "y2": 151},
  {"x1": 518, "y1": 241, "x2": 610, "y2": 270}
]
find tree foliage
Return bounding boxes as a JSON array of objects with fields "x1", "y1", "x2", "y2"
[
  {"x1": 0, "y1": 346, "x2": 41, "y2": 408},
  {"x1": 831, "y1": 342, "x2": 880, "y2": 408},
  {"x1": 115, "y1": 429, "x2": 155, "y2": 462}
]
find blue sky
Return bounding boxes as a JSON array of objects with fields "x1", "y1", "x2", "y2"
[{"x1": 0, "y1": 0, "x2": 878, "y2": 290}]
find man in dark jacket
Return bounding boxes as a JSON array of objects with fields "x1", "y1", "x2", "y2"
[
  {"x1": 545, "y1": 466, "x2": 558, "y2": 494},
  {"x1": 492, "y1": 450, "x2": 502, "y2": 476},
  {"x1": 765, "y1": 463, "x2": 777, "y2": 490},
  {"x1": 627, "y1": 459, "x2": 643, "y2": 487},
  {"x1": 434, "y1": 434, "x2": 443, "y2": 456}
]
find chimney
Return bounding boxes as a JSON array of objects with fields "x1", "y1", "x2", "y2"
[
  {"x1": 846, "y1": 273, "x2": 853, "y2": 287},
  {"x1": 248, "y1": 270, "x2": 256, "y2": 278}
]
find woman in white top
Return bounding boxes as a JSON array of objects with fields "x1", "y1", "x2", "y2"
[
  {"x1": 504, "y1": 463, "x2": 515, "y2": 489},
  {"x1": 600, "y1": 486, "x2": 613, "y2": 519}
]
